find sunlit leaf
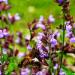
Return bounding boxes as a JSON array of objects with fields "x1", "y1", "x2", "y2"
[
  {"x1": 61, "y1": 65, "x2": 74, "y2": 75},
  {"x1": 30, "y1": 40, "x2": 36, "y2": 48}
]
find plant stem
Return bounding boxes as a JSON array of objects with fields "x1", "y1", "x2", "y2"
[{"x1": 60, "y1": 0, "x2": 67, "y2": 69}]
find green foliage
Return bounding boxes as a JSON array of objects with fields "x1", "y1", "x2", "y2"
[
  {"x1": 63, "y1": 54, "x2": 75, "y2": 66},
  {"x1": 62, "y1": 65, "x2": 74, "y2": 75},
  {"x1": 2, "y1": 54, "x2": 8, "y2": 62},
  {"x1": 46, "y1": 58, "x2": 54, "y2": 74},
  {"x1": 23, "y1": 28, "x2": 30, "y2": 36},
  {"x1": 30, "y1": 40, "x2": 36, "y2": 48},
  {"x1": 5, "y1": 57, "x2": 18, "y2": 75},
  {"x1": 72, "y1": 28, "x2": 75, "y2": 36}
]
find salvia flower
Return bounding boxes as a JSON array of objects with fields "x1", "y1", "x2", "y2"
[
  {"x1": 65, "y1": 31, "x2": 72, "y2": 38},
  {"x1": 8, "y1": 13, "x2": 12, "y2": 19},
  {"x1": 27, "y1": 44, "x2": 32, "y2": 51},
  {"x1": 37, "y1": 41, "x2": 42, "y2": 46},
  {"x1": 65, "y1": 21, "x2": 70, "y2": 25},
  {"x1": 66, "y1": 25, "x2": 72, "y2": 32},
  {"x1": 50, "y1": 38, "x2": 57, "y2": 47},
  {"x1": 15, "y1": 37, "x2": 21, "y2": 44},
  {"x1": 8, "y1": 13, "x2": 21, "y2": 23},
  {"x1": 14, "y1": 13, "x2": 21, "y2": 21},
  {"x1": 0, "y1": 0, "x2": 8, "y2": 4},
  {"x1": 36, "y1": 71, "x2": 43, "y2": 75},
  {"x1": 59, "y1": 68, "x2": 66, "y2": 75},
  {"x1": 0, "y1": 29, "x2": 3, "y2": 38},
  {"x1": 39, "y1": 16, "x2": 44, "y2": 23},
  {"x1": 36, "y1": 42, "x2": 42, "y2": 50},
  {"x1": 8, "y1": 13, "x2": 15, "y2": 23},
  {"x1": 25, "y1": 34, "x2": 31, "y2": 41},
  {"x1": 48, "y1": 15, "x2": 55, "y2": 23},
  {"x1": 36, "y1": 23, "x2": 46, "y2": 30},
  {"x1": 2, "y1": 48, "x2": 7, "y2": 54},
  {"x1": 52, "y1": 30, "x2": 60, "y2": 38},
  {"x1": 70, "y1": 37, "x2": 75, "y2": 43},
  {"x1": 3, "y1": 28, "x2": 9, "y2": 37},
  {"x1": 36, "y1": 69, "x2": 48, "y2": 75},
  {"x1": 17, "y1": 52, "x2": 25, "y2": 59},
  {"x1": 36, "y1": 32, "x2": 45, "y2": 41},
  {"x1": 45, "y1": 46, "x2": 49, "y2": 51},
  {"x1": 37, "y1": 35, "x2": 43, "y2": 41},
  {"x1": 38, "y1": 32, "x2": 45, "y2": 37},
  {"x1": 39, "y1": 51, "x2": 48, "y2": 58},
  {"x1": 21, "y1": 68, "x2": 30, "y2": 75},
  {"x1": 53, "y1": 63, "x2": 58, "y2": 70},
  {"x1": 0, "y1": 0, "x2": 2, "y2": 1},
  {"x1": 58, "y1": 0, "x2": 63, "y2": 4},
  {"x1": 0, "y1": 2, "x2": 11, "y2": 11},
  {"x1": 2, "y1": 0, "x2": 8, "y2": 4}
]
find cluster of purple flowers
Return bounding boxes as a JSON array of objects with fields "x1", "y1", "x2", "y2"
[
  {"x1": 0, "y1": 0, "x2": 75, "y2": 75},
  {"x1": 0, "y1": 1, "x2": 20, "y2": 25},
  {"x1": 0, "y1": 0, "x2": 8, "y2": 4},
  {"x1": 0, "y1": 28, "x2": 9, "y2": 38},
  {"x1": 0, "y1": 13, "x2": 75, "y2": 74}
]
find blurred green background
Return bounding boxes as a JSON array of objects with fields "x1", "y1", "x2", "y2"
[{"x1": 4, "y1": 0, "x2": 74, "y2": 32}]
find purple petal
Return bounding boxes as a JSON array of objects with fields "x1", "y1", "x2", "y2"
[
  {"x1": 58, "y1": 0, "x2": 63, "y2": 4},
  {"x1": 70, "y1": 37, "x2": 75, "y2": 43}
]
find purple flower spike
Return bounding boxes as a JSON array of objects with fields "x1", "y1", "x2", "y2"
[
  {"x1": 36, "y1": 23, "x2": 46, "y2": 30},
  {"x1": 50, "y1": 38, "x2": 57, "y2": 47},
  {"x1": 39, "y1": 52, "x2": 48, "y2": 58},
  {"x1": 58, "y1": 0, "x2": 63, "y2": 4}
]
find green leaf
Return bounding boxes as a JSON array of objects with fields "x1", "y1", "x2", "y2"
[
  {"x1": 5, "y1": 57, "x2": 18, "y2": 74},
  {"x1": 23, "y1": 28, "x2": 30, "y2": 36},
  {"x1": 46, "y1": 59, "x2": 52, "y2": 65},
  {"x1": 35, "y1": 28, "x2": 43, "y2": 33},
  {"x1": 63, "y1": 54, "x2": 75, "y2": 65},
  {"x1": 20, "y1": 46, "x2": 28, "y2": 52},
  {"x1": 15, "y1": 44, "x2": 28, "y2": 52},
  {"x1": 30, "y1": 40, "x2": 36, "y2": 48},
  {"x1": 9, "y1": 44, "x2": 13, "y2": 51},
  {"x1": 61, "y1": 65, "x2": 74, "y2": 75},
  {"x1": 2, "y1": 54, "x2": 8, "y2": 62},
  {"x1": 46, "y1": 58, "x2": 53, "y2": 73}
]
